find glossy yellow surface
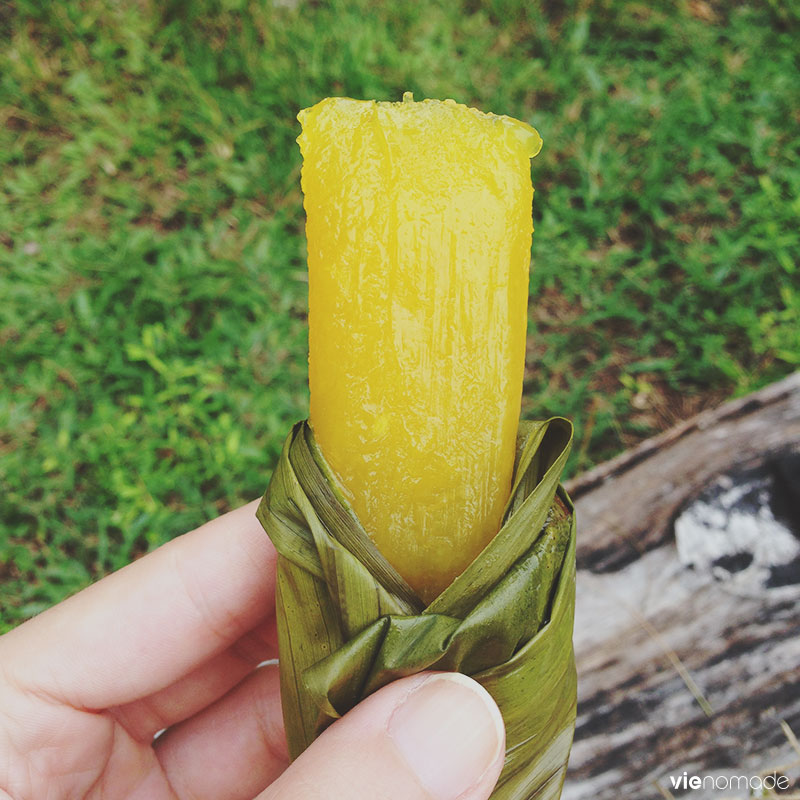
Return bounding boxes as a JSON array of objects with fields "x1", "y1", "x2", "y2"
[{"x1": 299, "y1": 95, "x2": 541, "y2": 604}]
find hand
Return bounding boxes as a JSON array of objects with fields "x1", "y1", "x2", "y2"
[{"x1": 0, "y1": 501, "x2": 505, "y2": 800}]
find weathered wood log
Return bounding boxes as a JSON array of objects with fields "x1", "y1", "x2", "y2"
[{"x1": 563, "y1": 372, "x2": 800, "y2": 800}]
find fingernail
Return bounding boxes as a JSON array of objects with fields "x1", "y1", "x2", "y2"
[{"x1": 388, "y1": 673, "x2": 505, "y2": 800}]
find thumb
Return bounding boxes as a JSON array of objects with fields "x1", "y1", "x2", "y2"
[{"x1": 259, "y1": 672, "x2": 505, "y2": 800}]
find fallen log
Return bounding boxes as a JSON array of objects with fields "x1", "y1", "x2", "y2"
[{"x1": 563, "y1": 372, "x2": 800, "y2": 800}]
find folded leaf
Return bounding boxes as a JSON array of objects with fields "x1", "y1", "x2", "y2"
[{"x1": 257, "y1": 417, "x2": 576, "y2": 800}]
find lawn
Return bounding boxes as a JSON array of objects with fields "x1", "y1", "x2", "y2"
[{"x1": 1, "y1": 0, "x2": 798, "y2": 631}]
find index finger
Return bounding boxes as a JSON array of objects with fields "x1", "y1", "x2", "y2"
[{"x1": 0, "y1": 499, "x2": 277, "y2": 710}]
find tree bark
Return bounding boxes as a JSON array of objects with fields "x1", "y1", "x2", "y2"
[{"x1": 564, "y1": 372, "x2": 800, "y2": 800}]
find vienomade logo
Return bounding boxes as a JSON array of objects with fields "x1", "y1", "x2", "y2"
[{"x1": 668, "y1": 772, "x2": 791, "y2": 793}]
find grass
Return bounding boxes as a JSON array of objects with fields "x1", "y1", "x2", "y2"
[{"x1": 1, "y1": 0, "x2": 798, "y2": 631}]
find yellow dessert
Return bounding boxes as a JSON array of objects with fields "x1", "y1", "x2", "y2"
[{"x1": 299, "y1": 94, "x2": 541, "y2": 603}]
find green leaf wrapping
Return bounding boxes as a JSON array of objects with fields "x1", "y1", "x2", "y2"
[{"x1": 257, "y1": 417, "x2": 576, "y2": 800}]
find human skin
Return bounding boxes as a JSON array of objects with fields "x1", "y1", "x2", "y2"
[{"x1": 0, "y1": 500, "x2": 504, "y2": 800}]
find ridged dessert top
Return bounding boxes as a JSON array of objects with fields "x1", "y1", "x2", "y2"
[{"x1": 297, "y1": 94, "x2": 542, "y2": 163}]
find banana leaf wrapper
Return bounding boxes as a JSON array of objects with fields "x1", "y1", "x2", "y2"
[{"x1": 256, "y1": 417, "x2": 576, "y2": 800}]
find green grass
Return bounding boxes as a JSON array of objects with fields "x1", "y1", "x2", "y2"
[{"x1": 1, "y1": 0, "x2": 798, "y2": 631}]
